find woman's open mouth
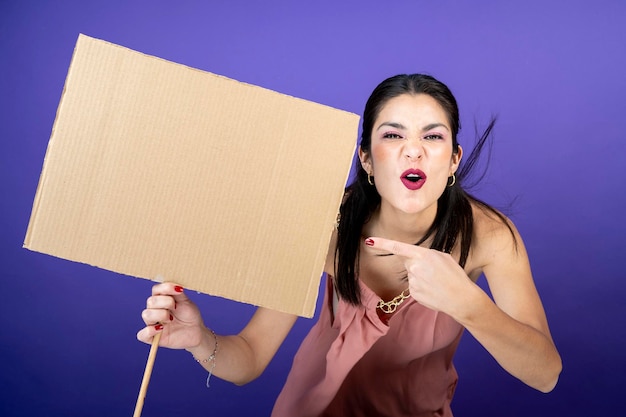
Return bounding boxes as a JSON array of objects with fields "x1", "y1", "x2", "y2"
[{"x1": 400, "y1": 169, "x2": 426, "y2": 190}]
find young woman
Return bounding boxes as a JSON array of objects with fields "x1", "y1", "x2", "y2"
[{"x1": 137, "y1": 74, "x2": 562, "y2": 416}]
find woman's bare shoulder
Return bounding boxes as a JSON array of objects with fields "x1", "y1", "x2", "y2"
[
  {"x1": 468, "y1": 201, "x2": 521, "y2": 272},
  {"x1": 471, "y1": 201, "x2": 517, "y2": 238}
]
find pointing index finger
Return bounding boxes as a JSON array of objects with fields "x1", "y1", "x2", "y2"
[{"x1": 365, "y1": 237, "x2": 423, "y2": 258}]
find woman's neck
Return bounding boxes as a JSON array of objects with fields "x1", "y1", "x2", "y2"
[{"x1": 364, "y1": 201, "x2": 438, "y2": 244}]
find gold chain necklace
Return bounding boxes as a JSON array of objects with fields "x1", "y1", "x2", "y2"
[{"x1": 377, "y1": 288, "x2": 410, "y2": 314}]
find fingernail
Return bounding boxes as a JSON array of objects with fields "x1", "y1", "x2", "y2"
[
  {"x1": 155, "y1": 324, "x2": 164, "y2": 331},
  {"x1": 170, "y1": 314, "x2": 174, "y2": 321},
  {"x1": 174, "y1": 285, "x2": 184, "y2": 293},
  {"x1": 365, "y1": 238, "x2": 374, "y2": 246}
]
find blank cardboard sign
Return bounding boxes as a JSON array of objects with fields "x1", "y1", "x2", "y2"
[{"x1": 24, "y1": 34, "x2": 358, "y2": 317}]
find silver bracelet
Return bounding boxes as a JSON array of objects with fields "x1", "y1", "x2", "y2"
[{"x1": 192, "y1": 328, "x2": 218, "y2": 388}]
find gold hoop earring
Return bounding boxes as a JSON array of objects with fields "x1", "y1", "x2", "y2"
[
  {"x1": 447, "y1": 174, "x2": 456, "y2": 187},
  {"x1": 368, "y1": 173, "x2": 374, "y2": 186}
]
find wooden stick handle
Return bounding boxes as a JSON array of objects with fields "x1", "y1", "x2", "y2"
[{"x1": 133, "y1": 331, "x2": 162, "y2": 417}]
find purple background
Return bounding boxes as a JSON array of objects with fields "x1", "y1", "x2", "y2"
[{"x1": 2, "y1": 1, "x2": 625, "y2": 416}]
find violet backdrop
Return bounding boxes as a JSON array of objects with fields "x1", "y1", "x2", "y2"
[{"x1": 1, "y1": 1, "x2": 625, "y2": 416}]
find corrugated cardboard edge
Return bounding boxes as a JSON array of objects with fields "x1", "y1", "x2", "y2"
[{"x1": 24, "y1": 38, "x2": 84, "y2": 249}]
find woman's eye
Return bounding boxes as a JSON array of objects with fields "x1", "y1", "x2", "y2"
[
  {"x1": 383, "y1": 132, "x2": 403, "y2": 139},
  {"x1": 424, "y1": 134, "x2": 444, "y2": 140}
]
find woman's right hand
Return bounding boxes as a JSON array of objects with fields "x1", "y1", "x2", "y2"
[
  {"x1": 136, "y1": 282, "x2": 299, "y2": 384},
  {"x1": 136, "y1": 282, "x2": 205, "y2": 350}
]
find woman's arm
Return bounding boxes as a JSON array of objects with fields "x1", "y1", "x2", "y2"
[
  {"x1": 455, "y1": 214, "x2": 562, "y2": 392},
  {"x1": 365, "y1": 215, "x2": 562, "y2": 392},
  {"x1": 190, "y1": 307, "x2": 297, "y2": 385},
  {"x1": 137, "y1": 283, "x2": 297, "y2": 386}
]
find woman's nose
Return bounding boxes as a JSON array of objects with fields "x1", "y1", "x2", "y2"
[{"x1": 404, "y1": 138, "x2": 422, "y2": 160}]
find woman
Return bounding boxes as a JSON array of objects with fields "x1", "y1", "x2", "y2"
[{"x1": 137, "y1": 74, "x2": 562, "y2": 416}]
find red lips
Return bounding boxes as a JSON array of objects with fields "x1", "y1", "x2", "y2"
[{"x1": 400, "y1": 169, "x2": 426, "y2": 190}]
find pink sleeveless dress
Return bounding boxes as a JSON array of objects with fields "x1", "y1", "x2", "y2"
[{"x1": 271, "y1": 278, "x2": 464, "y2": 417}]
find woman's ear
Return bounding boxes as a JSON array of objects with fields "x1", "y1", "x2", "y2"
[
  {"x1": 450, "y1": 145, "x2": 463, "y2": 174},
  {"x1": 358, "y1": 146, "x2": 372, "y2": 174}
]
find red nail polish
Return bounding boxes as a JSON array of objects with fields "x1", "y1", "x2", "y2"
[
  {"x1": 365, "y1": 238, "x2": 374, "y2": 246},
  {"x1": 170, "y1": 314, "x2": 174, "y2": 321},
  {"x1": 174, "y1": 285, "x2": 184, "y2": 293},
  {"x1": 155, "y1": 324, "x2": 164, "y2": 331}
]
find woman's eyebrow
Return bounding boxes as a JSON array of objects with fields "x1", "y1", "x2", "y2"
[
  {"x1": 422, "y1": 123, "x2": 450, "y2": 132},
  {"x1": 376, "y1": 121, "x2": 406, "y2": 131},
  {"x1": 376, "y1": 122, "x2": 450, "y2": 132}
]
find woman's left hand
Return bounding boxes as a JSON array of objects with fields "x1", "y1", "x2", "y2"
[
  {"x1": 365, "y1": 228, "x2": 562, "y2": 393},
  {"x1": 365, "y1": 237, "x2": 476, "y2": 317}
]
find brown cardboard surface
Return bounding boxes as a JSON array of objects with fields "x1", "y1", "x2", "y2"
[{"x1": 24, "y1": 34, "x2": 358, "y2": 317}]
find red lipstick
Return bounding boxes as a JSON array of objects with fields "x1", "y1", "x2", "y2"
[{"x1": 400, "y1": 169, "x2": 426, "y2": 190}]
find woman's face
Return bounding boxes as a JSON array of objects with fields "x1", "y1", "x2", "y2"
[{"x1": 359, "y1": 93, "x2": 462, "y2": 217}]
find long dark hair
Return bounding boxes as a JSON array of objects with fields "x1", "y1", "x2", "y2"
[{"x1": 334, "y1": 74, "x2": 514, "y2": 305}]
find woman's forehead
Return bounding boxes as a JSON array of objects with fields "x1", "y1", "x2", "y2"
[{"x1": 375, "y1": 94, "x2": 451, "y2": 129}]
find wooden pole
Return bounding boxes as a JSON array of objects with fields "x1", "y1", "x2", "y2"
[{"x1": 133, "y1": 332, "x2": 162, "y2": 417}]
